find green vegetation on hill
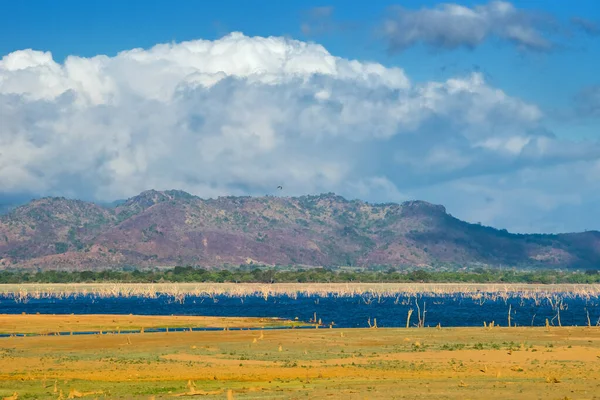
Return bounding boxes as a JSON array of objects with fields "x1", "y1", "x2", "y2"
[{"x1": 1, "y1": 266, "x2": 599, "y2": 284}]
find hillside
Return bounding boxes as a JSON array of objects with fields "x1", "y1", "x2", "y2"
[{"x1": 0, "y1": 190, "x2": 599, "y2": 270}]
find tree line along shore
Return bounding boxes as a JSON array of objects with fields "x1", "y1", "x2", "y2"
[{"x1": 0, "y1": 266, "x2": 599, "y2": 284}]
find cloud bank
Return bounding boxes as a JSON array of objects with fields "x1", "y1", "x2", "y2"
[
  {"x1": 1, "y1": 32, "x2": 599, "y2": 233},
  {"x1": 382, "y1": 1, "x2": 557, "y2": 52}
]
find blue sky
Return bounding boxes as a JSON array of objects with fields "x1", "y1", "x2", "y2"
[
  {"x1": 2, "y1": 0, "x2": 599, "y2": 116},
  {"x1": 1, "y1": 0, "x2": 600, "y2": 233}
]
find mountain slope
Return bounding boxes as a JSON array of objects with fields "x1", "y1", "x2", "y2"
[{"x1": 1, "y1": 190, "x2": 599, "y2": 270}]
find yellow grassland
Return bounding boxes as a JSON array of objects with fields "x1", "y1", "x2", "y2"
[
  {"x1": 0, "y1": 315, "x2": 598, "y2": 399},
  {"x1": 0, "y1": 314, "x2": 304, "y2": 335}
]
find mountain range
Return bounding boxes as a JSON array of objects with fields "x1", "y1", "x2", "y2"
[{"x1": 0, "y1": 190, "x2": 599, "y2": 271}]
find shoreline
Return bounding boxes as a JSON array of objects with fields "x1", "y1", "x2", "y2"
[
  {"x1": 1, "y1": 282, "x2": 599, "y2": 298},
  {"x1": 0, "y1": 313, "x2": 308, "y2": 335},
  {"x1": 1, "y1": 311, "x2": 597, "y2": 337}
]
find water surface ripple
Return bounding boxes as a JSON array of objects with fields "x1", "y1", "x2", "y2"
[{"x1": 1, "y1": 293, "x2": 598, "y2": 328}]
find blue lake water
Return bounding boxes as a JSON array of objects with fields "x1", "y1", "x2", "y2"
[{"x1": 1, "y1": 294, "x2": 599, "y2": 328}]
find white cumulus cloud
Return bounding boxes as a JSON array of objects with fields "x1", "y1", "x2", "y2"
[{"x1": 0, "y1": 32, "x2": 598, "y2": 232}]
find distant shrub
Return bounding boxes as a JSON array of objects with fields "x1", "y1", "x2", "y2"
[{"x1": 54, "y1": 242, "x2": 69, "y2": 254}]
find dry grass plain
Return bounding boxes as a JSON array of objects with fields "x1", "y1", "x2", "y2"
[
  {"x1": 0, "y1": 316, "x2": 599, "y2": 399},
  {"x1": 2, "y1": 282, "x2": 599, "y2": 298},
  {"x1": 0, "y1": 314, "x2": 303, "y2": 335}
]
